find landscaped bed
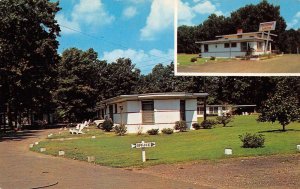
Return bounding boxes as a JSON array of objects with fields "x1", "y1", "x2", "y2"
[{"x1": 31, "y1": 116, "x2": 300, "y2": 168}]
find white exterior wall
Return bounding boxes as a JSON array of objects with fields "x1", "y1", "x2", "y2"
[
  {"x1": 185, "y1": 99, "x2": 198, "y2": 129},
  {"x1": 201, "y1": 41, "x2": 271, "y2": 58},
  {"x1": 202, "y1": 43, "x2": 246, "y2": 58},
  {"x1": 105, "y1": 98, "x2": 199, "y2": 133}
]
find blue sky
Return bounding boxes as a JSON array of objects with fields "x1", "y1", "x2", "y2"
[
  {"x1": 56, "y1": 0, "x2": 174, "y2": 74},
  {"x1": 178, "y1": 0, "x2": 300, "y2": 29}
]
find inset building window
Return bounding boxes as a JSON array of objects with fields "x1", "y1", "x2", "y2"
[
  {"x1": 142, "y1": 101, "x2": 154, "y2": 124},
  {"x1": 224, "y1": 43, "x2": 230, "y2": 48},
  {"x1": 204, "y1": 44, "x2": 209, "y2": 52},
  {"x1": 231, "y1": 43, "x2": 237, "y2": 48}
]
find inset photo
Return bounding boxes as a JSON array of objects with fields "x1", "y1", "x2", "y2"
[{"x1": 175, "y1": 0, "x2": 300, "y2": 76}]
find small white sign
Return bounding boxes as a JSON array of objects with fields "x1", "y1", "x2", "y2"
[
  {"x1": 131, "y1": 141, "x2": 156, "y2": 162},
  {"x1": 131, "y1": 142, "x2": 156, "y2": 149},
  {"x1": 40, "y1": 148, "x2": 46, "y2": 152},
  {"x1": 58, "y1": 151, "x2": 65, "y2": 156},
  {"x1": 225, "y1": 148, "x2": 232, "y2": 155}
]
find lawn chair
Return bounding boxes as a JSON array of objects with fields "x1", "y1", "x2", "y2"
[{"x1": 69, "y1": 122, "x2": 88, "y2": 134}]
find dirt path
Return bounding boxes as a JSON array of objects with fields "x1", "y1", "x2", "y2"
[
  {"x1": 0, "y1": 130, "x2": 202, "y2": 189},
  {"x1": 137, "y1": 154, "x2": 300, "y2": 189},
  {"x1": 177, "y1": 55, "x2": 300, "y2": 74},
  {"x1": 1, "y1": 129, "x2": 299, "y2": 189}
]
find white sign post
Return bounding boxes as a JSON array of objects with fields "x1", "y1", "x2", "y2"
[
  {"x1": 259, "y1": 21, "x2": 276, "y2": 53},
  {"x1": 131, "y1": 141, "x2": 156, "y2": 162}
]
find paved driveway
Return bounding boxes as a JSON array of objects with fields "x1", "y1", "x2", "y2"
[{"x1": 0, "y1": 130, "x2": 205, "y2": 189}]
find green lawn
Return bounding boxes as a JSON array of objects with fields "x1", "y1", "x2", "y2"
[
  {"x1": 32, "y1": 116, "x2": 300, "y2": 168},
  {"x1": 177, "y1": 53, "x2": 233, "y2": 66}
]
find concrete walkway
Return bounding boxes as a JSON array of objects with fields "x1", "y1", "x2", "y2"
[{"x1": 0, "y1": 129, "x2": 205, "y2": 189}]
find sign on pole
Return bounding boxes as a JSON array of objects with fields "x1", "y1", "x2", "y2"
[
  {"x1": 259, "y1": 21, "x2": 276, "y2": 32},
  {"x1": 259, "y1": 21, "x2": 276, "y2": 53},
  {"x1": 131, "y1": 141, "x2": 156, "y2": 162}
]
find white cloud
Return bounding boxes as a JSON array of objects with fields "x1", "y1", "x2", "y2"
[
  {"x1": 140, "y1": 0, "x2": 174, "y2": 40},
  {"x1": 287, "y1": 11, "x2": 300, "y2": 29},
  {"x1": 178, "y1": 1, "x2": 195, "y2": 25},
  {"x1": 57, "y1": 0, "x2": 115, "y2": 34},
  {"x1": 178, "y1": 0, "x2": 223, "y2": 26},
  {"x1": 192, "y1": 1, "x2": 217, "y2": 14},
  {"x1": 102, "y1": 48, "x2": 174, "y2": 73},
  {"x1": 123, "y1": 6, "x2": 138, "y2": 19}
]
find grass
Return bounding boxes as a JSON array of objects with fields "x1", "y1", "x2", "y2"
[
  {"x1": 177, "y1": 54, "x2": 300, "y2": 73},
  {"x1": 31, "y1": 116, "x2": 300, "y2": 168},
  {"x1": 177, "y1": 53, "x2": 233, "y2": 66}
]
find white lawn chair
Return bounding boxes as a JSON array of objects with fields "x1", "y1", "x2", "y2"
[{"x1": 69, "y1": 121, "x2": 88, "y2": 134}]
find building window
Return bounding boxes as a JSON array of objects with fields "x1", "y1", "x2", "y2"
[
  {"x1": 109, "y1": 105, "x2": 114, "y2": 121},
  {"x1": 237, "y1": 35, "x2": 242, "y2": 38},
  {"x1": 241, "y1": 42, "x2": 248, "y2": 52},
  {"x1": 213, "y1": 107, "x2": 218, "y2": 114},
  {"x1": 224, "y1": 43, "x2": 230, "y2": 48},
  {"x1": 180, "y1": 100, "x2": 186, "y2": 121},
  {"x1": 231, "y1": 43, "x2": 237, "y2": 48},
  {"x1": 142, "y1": 101, "x2": 154, "y2": 124},
  {"x1": 197, "y1": 106, "x2": 204, "y2": 115},
  {"x1": 204, "y1": 44, "x2": 209, "y2": 52}
]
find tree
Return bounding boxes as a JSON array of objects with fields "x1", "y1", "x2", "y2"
[
  {"x1": 55, "y1": 48, "x2": 99, "y2": 122},
  {"x1": 258, "y1": 78, "x2": 300, "y2": 131},
  {"x1": 0, "y1": 0, "x2": 60, "y2": 129}
]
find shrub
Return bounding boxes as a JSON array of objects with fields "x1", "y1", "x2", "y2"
[
  {"x1": 102, "y1": 119, "x2": 114, "y2": 132},
  {"x1": 192, "y1": 123, "x2": 201, "y2": 130},
  {"x1": 191, "y1": 57, "x2": 197, "y2": 62},
  {"x1": 147, "y1": 129, "x2": 159, "y2": 135},
  {"x1": 161, "y1": 128, "x2": 174, "y2": 134},
  {"x1": 239, "y1": 133, "x2": 265, "y2": 148},
  {"x1": 114, "y1": 124, "x2": 127, "y2": 136},
  {"x1": 216, "y1": 113, "x2": 233, "y2": 127},
  {"x1": 210, "y1": 56, "x2": 216, "y2": 60},
  {"x1": 201, "y1": 119, "x2": 217, "y2": 129},
  {"x1": 174, "y1": 120, "x2": 187, "y2": 132}
]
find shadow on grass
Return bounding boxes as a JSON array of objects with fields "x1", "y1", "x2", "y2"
[
  {"x1": 146, "y1": 158, "x2": 159, "y2": 161},
  {"x1": 258, "y1": 129, "x2": 300, "y2": 133}
]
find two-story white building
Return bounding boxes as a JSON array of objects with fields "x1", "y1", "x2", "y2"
[
  {"x1": 99, "y1": 92, "x2": 208, "y2": 133},
  {"x1": 196, "y1": 30, "x2": 277, "y2": 58}
]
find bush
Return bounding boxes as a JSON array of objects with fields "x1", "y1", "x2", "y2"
[
  {"x1": 210, "y1": 56, "x2": 216, "y2": 60},
  {"x1": 216, "y1": 113, "x2": 233, "y2": 127},
  {"x1": 239, "y1": 133, "x2": 265, "y2": 148},
  {"x1": 191, "y1": 57, "x2": 197, "y2": 62},
  {"x1": 102, "y1": 119, "x2": 114, "y2": 132},
  {"x1": 201, "y1": 119, "x2": 217, "y2": 129},
  {"x1": 174, "y1": 120, "x2": 187, "y2": 132},
  {"x1": 114, "y1": 124, "x2": 127, "y2": 136},
  {"x1": 147, "y1": 129, "x2": 159, "y2": 135},
  {"x1": 192, "y1": 123, "x2": 201, "y2": 130},
  {"x1": 161, "y1": 128, "x2": 174, "y2": 134}
]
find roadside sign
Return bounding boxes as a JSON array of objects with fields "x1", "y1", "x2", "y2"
[
  {"x1": 131, "y1": 141, "x2": 156, "y2": 162},
  {"x1": 259, "y1": 21, "x2": 276, "y2": 32},
  {"x1": 131, "y1": 142, "x2": 155, "y2": 149}
]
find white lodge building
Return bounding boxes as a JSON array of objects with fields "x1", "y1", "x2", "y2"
[
  {"x1": 99, "y1": 92, "x2": 208, "y2": 133},
  {"x1": 197, "y1": 30, "x2": 277, "y2": 58}
]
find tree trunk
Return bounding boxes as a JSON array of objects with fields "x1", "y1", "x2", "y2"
[
  {"x1": 7, "y1": 102, "x2": 13, "y2": 131},
  {"x1": 282, "y1": 124, "x2": 286, "y2": 132}
]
